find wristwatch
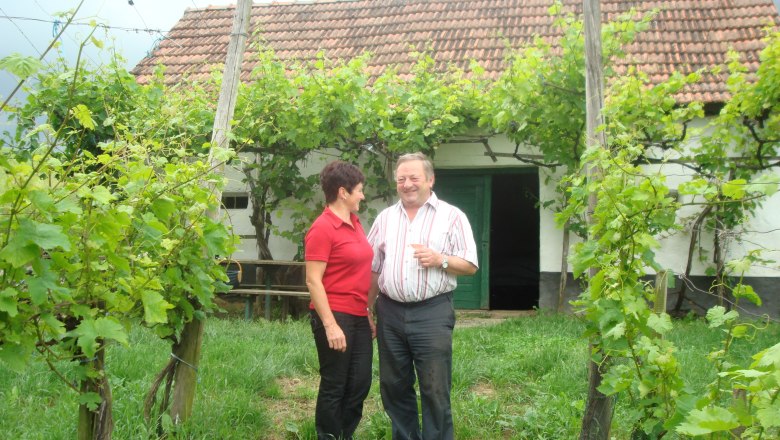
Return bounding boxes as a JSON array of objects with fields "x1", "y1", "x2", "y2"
[{"x1": 441, "y1": 255, "x2": 449, "y2": 270}]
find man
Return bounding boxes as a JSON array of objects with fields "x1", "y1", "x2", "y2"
[{"x1": 367, "y1": 152, "x2": 479, "y2": 440}]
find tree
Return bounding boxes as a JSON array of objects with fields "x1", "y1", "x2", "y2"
[
  {"x1": 479, "y1": 2, "x2": 654, "y2": 309},
  {"x1": 232, "y1": 49, "x2": 481, "y2": 260},
  {"x1": 680, "y1": 32, "x2": 780, "y2": 312},
  {"x1": 560, "y1": 29, "x2": 780, "y2": 439}
]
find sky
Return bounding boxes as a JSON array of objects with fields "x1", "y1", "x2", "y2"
[{"x1": 0, "y1": 0, "x2": 257, "y2": 120}]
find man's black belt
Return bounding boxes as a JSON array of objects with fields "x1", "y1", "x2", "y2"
[{"x1": 380, "y1": 291, "x2": 453, "y2": 307}]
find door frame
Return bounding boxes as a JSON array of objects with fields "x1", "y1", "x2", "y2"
[
  {"x1": 435, "y1": 170, "x2": 491, "y2": 309},
  {"x1": 436, "y1": 167, "x2": 538, "y2": 309}
]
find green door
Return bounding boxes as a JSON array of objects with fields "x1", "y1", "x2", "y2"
[{"x1": 434, "y1": 174, "x2": 490, "y2": 309}]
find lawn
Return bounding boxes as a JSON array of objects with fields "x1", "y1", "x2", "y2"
[{"x1": 1, "y1": 311, "x2": 778, "y2": 439}]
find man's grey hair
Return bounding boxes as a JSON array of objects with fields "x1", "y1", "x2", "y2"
[{"x1": 396, "y1": 152, "x2": 434, "y2": 179}]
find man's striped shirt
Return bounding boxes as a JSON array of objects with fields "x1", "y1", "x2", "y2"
[{"x1": 367, "y1": 192, "x2": 479, "y2": 303}]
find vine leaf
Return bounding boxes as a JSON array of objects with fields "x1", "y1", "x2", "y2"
[
  {"x1": 77, "y1": 392, "x2": 102, "y2": 411},
  {"x1": 141, "y1": 290, "x2": 173, "y2": 324},
  {"x1": 752, "y1": 342, "x2": 780, "y2": 369},
  {"x1": 732, "y1": 284, "x2": 762, "y2": 306},
  {"x1": 21, "y1": 218, "x2": 71, "y2": 249},
  {"x1": 705, "y1": 306, "x2": 739, "y2": 328},
  {"x1": 89, "y1": 186, "x2": 116, "y2": 205},
  {"x1": 647, "y1": 313, "x2": 673, "y2": 335},
  {"x1": 70, "y1": 104, "x2": 96, "y2": 131},
  {"x1": 570, "y1": 240, "x2": 598, "y2": 278},
  {"x1": 756, "y1": 406, "x2": 780, "y2": 428},
  {"x1": 0, "y1": 218, "x2": 70, "y2": 267},
  {"x1": 151, "y1": 197, "x2": 177, "y2": 221},
  {"x1": 676, "y1": 406, "x2": 739, "y2": 435},
  {"x1": 0, "y1": 53, "x2": 43, "y2": 80},
  {"x1": 0, "y1": 288, "x2": 19, "y2": 317},
  {"x1": 94, "y1": 317, "x2": 128, "y2": 345},
  {"x1": 0, "y1": 342, "x2": 32, "y2": 372},
  {"x1": 722, "y1": 179, "x2": 747, "y2": 199},
  {"x1": 27, "y1": 270, "x2": 59, "y2": 306},
  {"x1": 72, "y1": 317, "x2": 128, "y2": 358}
]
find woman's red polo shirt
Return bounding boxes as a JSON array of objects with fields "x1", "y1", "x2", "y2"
[{"x1": 305, "y1": 207, "x2": 373, "y2": 316}]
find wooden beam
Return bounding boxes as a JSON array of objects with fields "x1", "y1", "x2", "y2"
[
  {"x1": 580, "y1": 0, "x2": 615, "y2": 439},
  {"x1": 170, "y1": 0, "x2": 254, "y2": 425}
]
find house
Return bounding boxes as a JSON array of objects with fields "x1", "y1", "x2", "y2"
[{"x1": 132, "y1": 0, "x2": 780, "y2": 314}]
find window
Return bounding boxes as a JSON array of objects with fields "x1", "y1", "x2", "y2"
[{"x1": 221, "y1": 193, "x2": 249, "y2": 209}]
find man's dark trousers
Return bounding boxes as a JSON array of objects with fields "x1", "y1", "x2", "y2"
[
  {"x1": 376, "y1": 292, "x2": 455, "y2": 440},
  {"x1": 311, "y1": 311, "x2": 373, "y2": 440}
]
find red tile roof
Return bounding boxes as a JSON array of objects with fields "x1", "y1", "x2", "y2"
[{"x1": 131, "y1": 0, "x2": 780, "y2": 103}]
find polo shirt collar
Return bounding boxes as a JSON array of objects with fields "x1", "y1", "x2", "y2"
[{"x1": 323, "y1": 206, "x2": 360, "y2": 229}]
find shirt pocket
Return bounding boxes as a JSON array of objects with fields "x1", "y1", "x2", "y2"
[{"x1": 427, "y1": 230, "x2": 450, "y2": 253}]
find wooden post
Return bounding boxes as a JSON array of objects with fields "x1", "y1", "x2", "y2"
[
  {"x1": 654, "y1": 270, "x2": 668, "y2": 315},
  {"x1": 170, "y1": 0, "x2": 253, "y2": 424},
  {"x1": 580, "y1": 0, "x2": 614, "y2": 438},
  {"x1": 558, "y1": 223, "x2": 571, "y2": 312},
  {"x1": 265, "y1": 269, "x2": 273, "y2": 321},
  {"x1": 77, "y1": 344, "x2": 112, "y2": 440},
  {"x1": 674, "y1": 205, "x2": 712, "y2": 313},
  {"x1": 169, "y1": 319, "x2": 205, "y2": 424}
]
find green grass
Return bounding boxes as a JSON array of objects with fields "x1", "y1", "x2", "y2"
[{"x1": 1, "y1": 313, "x2": 778, "y2": 439}]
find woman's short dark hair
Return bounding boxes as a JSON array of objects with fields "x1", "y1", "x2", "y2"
[{"x1": 320, "y1": 161, "x2": 365, "y2": 204}]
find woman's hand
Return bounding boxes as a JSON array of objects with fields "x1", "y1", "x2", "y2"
[
  {"x1": 325, "y1": 322, "x2": 347, "y2": 352},
  {"x1": 368, "y1": 313, "x2": 376, "y2": 339}
]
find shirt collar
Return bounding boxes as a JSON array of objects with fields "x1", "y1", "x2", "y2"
[
  {"x1": 323, "y1": 206, "x2": 360, "y2": 229},
  {"x1": 394, "y1": 191, "x2": 440, "y2": 212}
]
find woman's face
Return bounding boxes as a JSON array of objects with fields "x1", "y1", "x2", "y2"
[{"x1": 343, "y1": 182, "x2": 365, "y2": 213}]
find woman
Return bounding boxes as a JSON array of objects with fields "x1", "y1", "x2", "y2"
[{"x1": 305, "y1": 160, "x2": 374, "y2": 440}]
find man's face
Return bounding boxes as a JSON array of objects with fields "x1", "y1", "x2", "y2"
[{"x1": 395, "y1": 160, "x2": 433, "y2": 208}]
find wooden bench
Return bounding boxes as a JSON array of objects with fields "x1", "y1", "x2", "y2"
[
  {"x1": 223, "y1": 259, "x2": 308, "y2": 320},
  {"x1": 224, "y1": 288, "x2": 309, "y2": 320}
]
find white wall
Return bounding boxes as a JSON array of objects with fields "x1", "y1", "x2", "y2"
[
  {"x1": 222, "y1": 131, "x2": 780, "y2": 278},
  {"x1": 220, "y1": 150, "x2": 359, "y2": 260},
  {"x1": 646, "y1": 117, "x2": 780, "y2": 278}
]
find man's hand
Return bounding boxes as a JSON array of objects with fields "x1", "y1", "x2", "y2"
[
  {"x1": 411, "y1": 244, "x2": 445, "y2": 268},
  {"x1": 413, "y1": 245, "x2": 478, "y2": 276}
]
